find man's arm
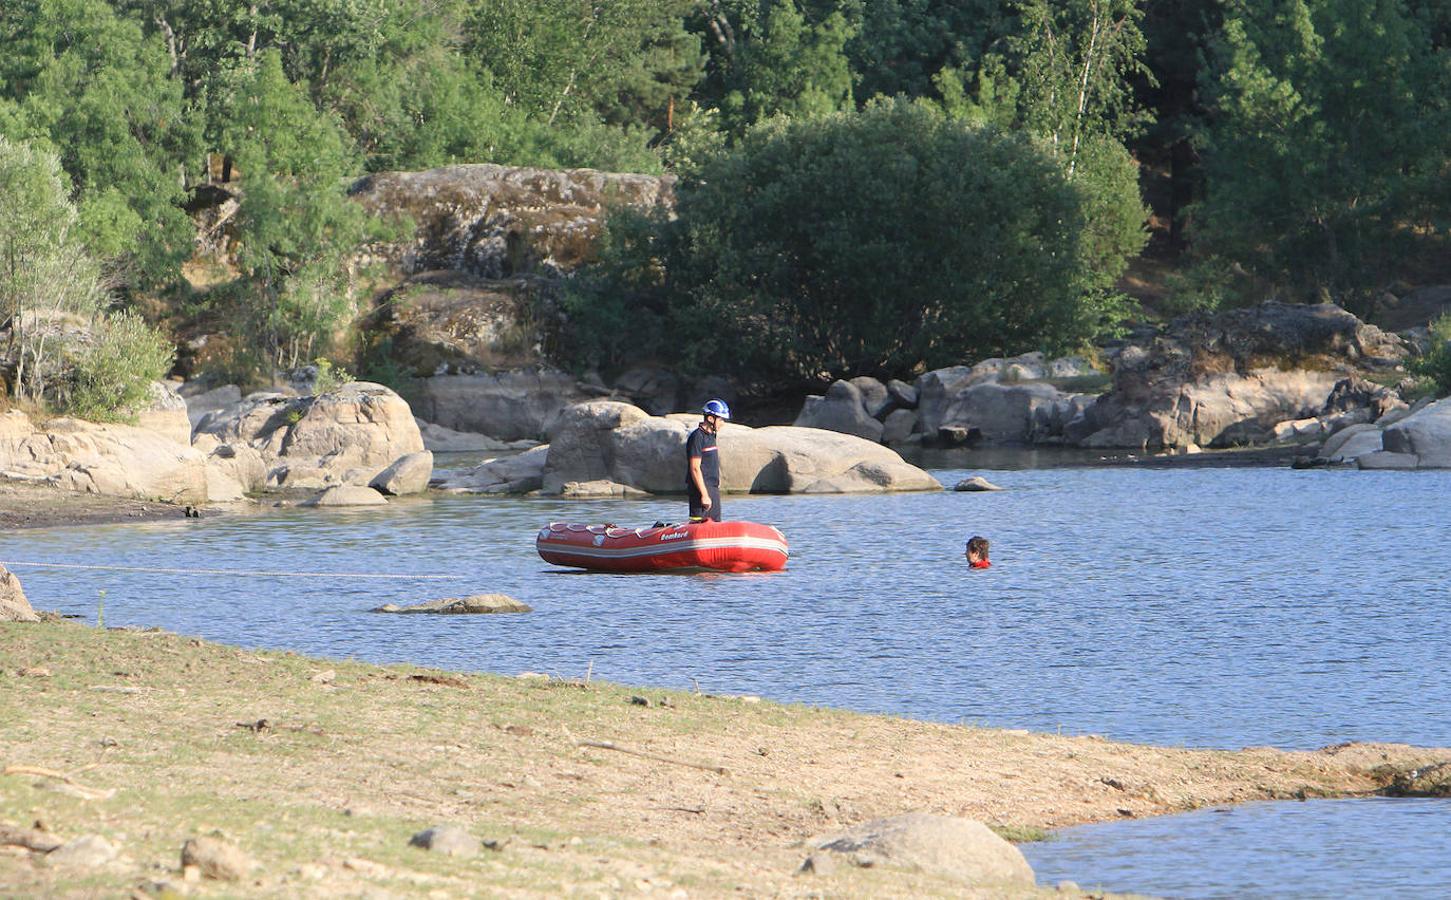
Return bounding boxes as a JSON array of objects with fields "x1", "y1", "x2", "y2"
[{"x1": 689, "y1": 455, "x2": 711, "y2": 508}]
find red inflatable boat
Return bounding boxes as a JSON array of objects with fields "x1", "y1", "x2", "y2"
[{"x1": 536, "y1": 520, "x2": 789, "y2": 573}]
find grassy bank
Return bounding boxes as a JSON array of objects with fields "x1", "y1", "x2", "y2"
[{"x1": 2, "y1": 621, "x2": 1445, "y2": 897}]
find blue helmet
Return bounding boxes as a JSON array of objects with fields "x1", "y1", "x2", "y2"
[{"x1": 703, "y1": 399, "x2": 731, "y2": 420}]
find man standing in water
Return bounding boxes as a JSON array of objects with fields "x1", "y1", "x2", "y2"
[{"x1": 686, "y1": 399, "x2": 730, "y2": 521}]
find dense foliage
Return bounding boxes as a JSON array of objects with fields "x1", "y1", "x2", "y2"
[
  {"x1": 0, "y1": 137, "x2": 173, "y2": 418},
  {"x1": 567, "y1": 100, "x2": 1141, "y2": 385},
  {"x1": 0, "y1": 0, "x2": 1447, "y2": 402}
]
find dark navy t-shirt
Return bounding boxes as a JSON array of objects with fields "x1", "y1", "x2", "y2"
[{"x1": 685, "y1": 426, "x2": 720, "y2": 491}]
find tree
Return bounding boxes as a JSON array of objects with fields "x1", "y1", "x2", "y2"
[
  {"x1": 0, "y1": 135, "x2": 171, "y2": 415},
  {"x1": 466, "y1": 0, "x2": 704, "y2": 130},
  {"x1": 0, "y1": 0, "x2": 199, "y2": 285},
  {"x1": 689, "y1": 0, "x2": 858, "y2": 137},
  {"x1": 568, "y1": 99, "x2": 1136, "y2": 386},
  {"x1": 220, "y1": 51, "x2": 374, "y2": 370},
  {"x1": 1195, "y1": 0, "x2": 1451, "y2": 309},
  {"x1": 1002, "y1": 0, "x2": 1150, "y2": 176}
]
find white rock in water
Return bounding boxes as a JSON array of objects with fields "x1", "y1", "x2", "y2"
[
  {"x1": 303, "y1": 485, "x2": 388, "y2": 507},
  {"x1": 954, "y1": 476, "x2": 1004, "y2": 492}
]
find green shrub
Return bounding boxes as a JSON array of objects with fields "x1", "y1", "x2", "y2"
[
  {"x1": 563, "y1": 98, "x2": 1145, "y2": 387},
  {"x1": 1410, "y1": 314, "x2": 1451, "y2": 398},
  {"x1": 311, "y1": 357, "x2": 352, "y2": 394},
  {"x1": 63, "y1": 311, "x2": 175, "y2": 422}
]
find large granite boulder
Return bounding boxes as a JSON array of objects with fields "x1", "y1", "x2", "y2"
[
  {"x1": 435, "y1": 445, "x2": 549, "y2": 494},
  {"x1": 1070, "y1": 303, "x2": 1407, "y2": 449},
  {"x1": 180, "y1": 383, "x2": 243, "y2": 428},
  {"x1": 1318, "y1": 423, "x2": 1384, "y2": 463},
  {"x1": 1382, "y1": 397, "x2": 1451, "y2": 467},
  {"x1": 936, "y1": 381, "x2": 1094, "y2": 445},
  {"x1": 193, "y1": 382, "x2": 427, "y2": 492},
  {"x1": 0, "y1": 565, "x2": 38, "y2": 623},
  {"x1": 542, "y1": 401, "x2": 939, "y2": 495},
  {"x1": 793, "y1": 381, "x2": 884, "y2": 442},
  {"x1": 349, "y1": 163, "x2": 674, "y2": 279},
  {"x1": 139, "y1": 382, "x2": 194, "y2": 445},
  {"x1": 807, "y1": 814, "x2": 1034, "y2": 888},
  {"x1": 914, "y1": 354, "x2": 1100, "y2": 446},
  {"x1": 408, "y1": 369, "x2": 599, "y2": 441},
  {"x1": 369, "y1": 451, "x2": 434, "y2": 496},
  {"x1": 0, "y1": 410, "x2": 210, "y2": 504},
  {"x1": 848, "y1": 376, "x2": 892, "y2": 418}
]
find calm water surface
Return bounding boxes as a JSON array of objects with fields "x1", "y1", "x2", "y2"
[
  {"x1": 1024, "y1": 797, "x2": 1451, "y2": 898},
  {"x1": 5, "y1": 462, "x2": 1448, "y2": 750}
]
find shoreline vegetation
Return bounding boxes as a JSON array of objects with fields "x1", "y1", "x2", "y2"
[{"x1": 3, "y1": 619, "x2": 1446, "y2": 897}]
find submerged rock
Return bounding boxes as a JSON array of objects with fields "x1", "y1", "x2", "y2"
[
  {"x1": 373, "y1": 594, "x2": 531, "y2": 614},
  {"x1": 1386, "y1": 761, "x2": 1451, "y2": 797},
  {"x1": 954, "y1": 476, "x2": 1004, "y2": 492},
  {"x1": 302, "y1": 485, "x2": 388, "y2": 507}
]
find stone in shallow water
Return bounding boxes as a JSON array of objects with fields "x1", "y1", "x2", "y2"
[
  {"x1": 954, "y1": 476, "x2": 1004, "y2": 492},
  {"x1": 373, "y1": 594, "x2": 531, "y2": 614}
]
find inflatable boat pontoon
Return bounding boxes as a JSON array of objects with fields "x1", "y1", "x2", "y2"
[{"x1": 536, "y1": 520, "x2": 789, "y2": 573}]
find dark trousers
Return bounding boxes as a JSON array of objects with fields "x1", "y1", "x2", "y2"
[{"x1": 688, "y1": 483, "x2": 721, "y2": 521}]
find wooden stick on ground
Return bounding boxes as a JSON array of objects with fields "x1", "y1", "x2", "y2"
[{"x1": 577, "y1": 741, "x2": 729, "y2": 776}]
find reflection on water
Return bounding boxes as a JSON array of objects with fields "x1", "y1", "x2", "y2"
[
  {"x1": 1024, "y1": 798, "x2": 1451, "y2": 899},
  {"x1": 4, "y1": 464, "x2": 1448, "y2": 751}
]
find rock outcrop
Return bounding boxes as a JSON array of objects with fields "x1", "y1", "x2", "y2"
[
  {"x1": 408, "y1": 369, "x2": 599, "y2": 441},
  {"x1": 365, "y1": 271, "x2": 554, "y2": 376},
  {"x1": 807, "y1": 814, "x2": 1034, "y2": 888},
  {"x1": 0, "y1": 410, "x2": 211, "y2": 504},
  {"x1": 538, "y1": 401, "x2": 940, "y2": 496},
  {"x1": 909, "y1": 353, "x2": 1099, "y2": 446},
  {"x1": 373, "y1": 594, "x2": 531, "y2": 614},
  {"x1": 1070, "y1": 303, "x2": 1407, "y2": 449},
  {"x1": 1, "y1": 565, "x2": 38, "y2": 623},
  {"x1": 349, "y1": 164, "x2": 673, "y2": 279},
  {"x1": 793, "y1": 380, "x2": 884, "y2": 442},
  {"x1": 369, "y1": 451, "x2": 433, "y2": 496},
  {"x1": 434, "y1": 445, "x2": 549, "y2": 494},
  {"x1": 193, "y1": 382, "x2": 428, "y2": 492}
]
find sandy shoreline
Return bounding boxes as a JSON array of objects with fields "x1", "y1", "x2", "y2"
[{"x1": 3, "y1": 619, "x2": 1446, "y2": 897}]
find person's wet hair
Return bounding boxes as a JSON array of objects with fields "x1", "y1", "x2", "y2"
[{"x1": 966, "y1": 536, "x2": 990, "y2": 559}]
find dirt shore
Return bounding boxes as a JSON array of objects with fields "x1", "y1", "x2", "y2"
[
  {"x1": 0, "y1": 481, "x2": 203, "y2": 530},
  {"x1": 3, "y1": 621, "x2": 1447, "y2": 897}
]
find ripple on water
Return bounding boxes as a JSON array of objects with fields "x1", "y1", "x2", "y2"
[
  {"x1": 1023, "y1": 797, "x2": 1451, "y2": 900},
  {"x1": 6, "y1": 464, "x2": 1450, "y2": 750}
]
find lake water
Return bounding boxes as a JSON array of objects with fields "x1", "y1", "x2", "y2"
[
  {"x1": 1024, "y1": 797, "x2": 1451, "y2": 898},
  {"x1": 6, "y1": 460, "x2": 1447, "y2": 750}
]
